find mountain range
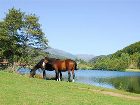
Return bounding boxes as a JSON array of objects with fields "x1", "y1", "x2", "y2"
[{"x1": 45, "y1": 47, "x2": 95, "y2": 61}]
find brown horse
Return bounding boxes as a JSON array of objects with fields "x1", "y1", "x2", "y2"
[
  {"x1": 44, "y1": 57, "x2": 77, "y2": 82},
  {"x1": 30, "y1": 58, "x2": 58, "y2": 79},
  {"x1": 30, "y1": 57, "x2": 77, "y2": 82}
]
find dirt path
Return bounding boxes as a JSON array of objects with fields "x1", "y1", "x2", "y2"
[{"x1": 77, "y1": 87, "x2": 140, "y2": 100}]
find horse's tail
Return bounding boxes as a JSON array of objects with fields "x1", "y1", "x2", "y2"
[{"x1": 75, "y1": 61, "x2": 78, "y2": 70}]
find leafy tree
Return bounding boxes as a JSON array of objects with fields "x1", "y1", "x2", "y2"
[
  {"x1": 19, "y1": 14, "x2": 48, "y2": 63},
  {"x1": 20, "y1": 14, "x2": 48, "y2": 48},
  {"x1": 0, "y1": 8, "x2": 48, "y2": 65},
  {"x1": 0, "y1": 21, "x2": 8, "y2": 57},
  {"x1": 2, "y1": 8, "x2": 24, "y2": 63}
]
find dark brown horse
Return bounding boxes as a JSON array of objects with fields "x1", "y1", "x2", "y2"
[
  {"x1": 44, "y1": 57, "x2": 77, "y2": 82},
  {"x1": 30, "y1": 58, "x2": 58, "y2": 79},
  {"x1": 30, "y1": 57, "x2": 77, "y2": 82}
]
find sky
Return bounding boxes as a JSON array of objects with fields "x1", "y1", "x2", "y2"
[{"x1": 0, "y1": 0, "x2": 140, "y2": 56}]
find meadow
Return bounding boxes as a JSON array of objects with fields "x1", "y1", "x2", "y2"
[{"x1": 0, "y1": 71, "x2": 140, "y2": 105}]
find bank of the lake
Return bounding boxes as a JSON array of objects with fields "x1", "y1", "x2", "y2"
[
  {"x1": 81, "y1": 68, "x2": 140, "y2": 72},
  {"x1": 125, "y1": 69, "x2": 140, "y2": 72},
  {"x1": 0, "y1": 71, "x2": 140, "y2": 105},
  {"x1": 15, "y1": 68, "x2": 140, "y2": 94}
]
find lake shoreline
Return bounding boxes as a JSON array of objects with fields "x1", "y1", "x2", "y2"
[
  {"x1": 125, "y1": 69, "x2": 140, "y2": 72},
  {"x1": 81, "y1": 69, "x2": 140, "y2": 72}
]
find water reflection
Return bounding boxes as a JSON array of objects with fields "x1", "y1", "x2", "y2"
[
  {"x1": 17, "y1": 68, "x2": 140, "y2": 94},
  {"x1": 75, "y1": 70, "x2": 140, "y2": 94},
  {"x1": 106, "y1": 76, "x2": 140, "y2": 93}
]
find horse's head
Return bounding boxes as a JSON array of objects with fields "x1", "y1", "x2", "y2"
[{"x1": 30, "y1": 69, "x2": 35, "y2": 78}]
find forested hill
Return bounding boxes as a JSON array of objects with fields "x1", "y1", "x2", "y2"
[
  {"x1": 113, "y1": 41, "x2": 140, "y2": 57},
  {"x1": 90, "y1": 41, "x2": 140, "y2": 71}
]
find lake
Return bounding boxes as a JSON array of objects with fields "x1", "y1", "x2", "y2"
[{"x1": 17, "y1": 68, "x2": 140, "y2": 94}]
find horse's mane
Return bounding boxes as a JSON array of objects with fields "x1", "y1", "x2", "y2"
[{"x1": 33, "y1": 59, "x2": 44, "y2": 69}]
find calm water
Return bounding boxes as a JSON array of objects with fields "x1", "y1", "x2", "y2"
[{"x1": 17, "y1": 68, "x2": 140, "y2": 94}]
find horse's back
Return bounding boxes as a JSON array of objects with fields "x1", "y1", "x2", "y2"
[
  {"x1": 44, "y1": 57, "x2": 77, "y2": 71},
  {"x1": 54, "y1": 59, "x2": 76, "y2": 71},
  {"x1": 53, "y1": 60, "x2": 66, "y2": 71}
]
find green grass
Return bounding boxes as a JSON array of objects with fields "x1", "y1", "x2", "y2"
[{"x1": 0, "y1": 71, "x2": 140, "y2": 105}]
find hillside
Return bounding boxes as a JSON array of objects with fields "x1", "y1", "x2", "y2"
[
  {"x1": 0, "y1": 71, "x2": 140, "y2": 105},
  {"x1": 113, "y1": 41, "x2": 140, "y2": 57},
  {"x1": 90, "y1": 41, "x2": 140, "y2": 71}
]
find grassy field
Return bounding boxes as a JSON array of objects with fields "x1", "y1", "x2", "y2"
[{"x1": 0, "y1": 71, "x2": 140, "y2": 105}]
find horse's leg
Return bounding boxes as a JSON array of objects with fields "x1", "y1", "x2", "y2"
[
  {"x1": 59, "y1": 71, "x2": 62, "y2": 81},
  {"x1": 42, "y1": 61, "x2": 47, "y2": 79},
  {"x1": 58, "y1": 72, "x2": 61, "y2": 81},
  {"x1": 43, "y1": 70, "x2": 46, "y2": 79},
  {"x1": 55, "y1": 70, "x2": 59, "y2": 81},
  {"x1": 30, "y1": 69, "x2": 36, "y2": 78},
  {"x1": 72, "y1": 70, "x2": 75, "y2": 82},
  {"x1": 68, "y1": 70, "x2": 71, "y2": 82}
]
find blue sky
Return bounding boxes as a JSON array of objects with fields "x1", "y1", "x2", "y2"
[{"x1": 0, "y1": 0, "x2": 140, "y2": 56}]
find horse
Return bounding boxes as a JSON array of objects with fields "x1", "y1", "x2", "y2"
[
  {"x1": 30, "y1": 58, "x2": 58, "y2": 79},
  {"x1": 30, "y1": 57, "x2": 78, "y2": 82},
  {"x1": 44, "y1": 57, "x2": 77, "y2": 82}
]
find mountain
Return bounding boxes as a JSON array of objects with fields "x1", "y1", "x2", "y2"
[
  {"x1": 45, "y1": 47, "x2": 95, "y2": 61},
  {"x1": 45, "y1": 47, "x2": 77, "y2": 59},
  {"x1": 76, "y1": 54, "x2": 95, "y2": 61}
]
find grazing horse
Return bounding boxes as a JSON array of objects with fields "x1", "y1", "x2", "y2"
[
  {"x1": 44, "y1": 57, "x2": 77, "y2": 82},
  {"x1": 30, "y1": 58, "x2": 58, "y2": 79}
]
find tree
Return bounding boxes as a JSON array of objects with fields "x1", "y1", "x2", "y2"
[
  {"x1": 0, "y1": 8, "x2": 48, "y2": 64},
  {"x1": 0, "y1": 21, "x2": 8, "y2": 57},
  {"x1": 19, "y1": 14, "x2": 48, "y2": 63},
  {"x1": 20, "y1": 14, "x2": 48, "y2": 48},
  {"x1": 2, "y1": 8, "x2": 24, "y2": 63}
]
